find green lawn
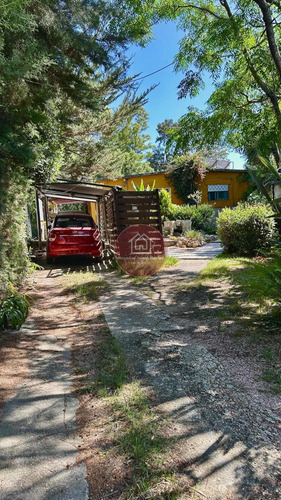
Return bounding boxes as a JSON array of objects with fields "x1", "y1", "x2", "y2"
[
  {"x1": 189, "y1": 251, "x2": 281, "y2": 393},
  {"x1": 198, "y1": 252, "x2": 281, "y2": 307}
]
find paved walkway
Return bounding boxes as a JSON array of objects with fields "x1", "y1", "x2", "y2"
[
  {"x1": 0, "y1": 320, "x2": 88, "y2": 500},
  {"x1": 167, "y1": 242, "x2": 222, "y2": 260},
  {"x1": 100, "y1": 277, "x2": 248, "y2": 499}
]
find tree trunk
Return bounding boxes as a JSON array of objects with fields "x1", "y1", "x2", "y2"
[{"x1": 253, "y1": 0, "x2": 281, "y2": 81}]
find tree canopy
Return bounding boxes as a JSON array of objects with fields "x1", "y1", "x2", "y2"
[
  {"x1": 156, "y1": 0, "x2": 281, "y2": 165},
  {"x1": 0, "y1": 0, "x2": 156, "y2": 295},
  {"x1": 0, "y1": 0, "x2": 156, "y2": 184},
  {"x1": 149, "y1": 119, "x2": 177, "y2": 171},
  {"x1": 59, "y1": 94, "x2": 154, "y2": 179}
]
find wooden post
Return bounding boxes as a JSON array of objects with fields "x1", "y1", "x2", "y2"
[
  {"x1": 35, "y1": 189, "x2": 42, "y2": 250},
  {"x1": 43, "y1": 195, "x2": 49, "y2": 240},
  {"x1": 155, "y1": 189, "x2": 163, "y2": 235},
  {"x1": 97, "y1": 198, "x2": 101, "y2": 230},
  {"x1": 103, "y1": 195, "x2": 109, "y2": 242},
  {"x1": 113, "y1": 189, "x2": 121, "y2": 236}
]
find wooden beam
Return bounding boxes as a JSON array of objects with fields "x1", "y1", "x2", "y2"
[{"x1": 35, "y1": 189, "x2": 42, "y2": 250}]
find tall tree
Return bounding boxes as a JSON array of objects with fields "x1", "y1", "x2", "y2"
[
  {"x1": 149, "y1": 119, "x2": 176, "y2": 171},
  {"x1": 61, "y1": 101, "x2": 154, "y2": 179},
  {"x1": 157, "y1": 0, "x2": 281, "y2": 165},
  {"x1": 0, "y1": 0, "x2": 155, "y2": 294},
  {"x1": 0, "y1": 0, "x2": 155, "y2": 182}
]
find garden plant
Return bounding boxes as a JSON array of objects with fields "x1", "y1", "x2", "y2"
[{"x1": 217, "y1": 203, "x2": 277, "y2": 256}]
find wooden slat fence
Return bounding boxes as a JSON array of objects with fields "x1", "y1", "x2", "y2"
[
  {"x1": 98, "y1": 189, "x2": 162, "y2": 254},
  {"x1": 114, "y1": 190, "x2": 162, "y2": 234},
  {"x1": 98, "y1": 190, "x2": 118, "y2": 252}
]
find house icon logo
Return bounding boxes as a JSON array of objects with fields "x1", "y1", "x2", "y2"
[
  {"x1": 128, "y1": 233, "x2": 153, "y2": 256},
  {"x1": 114, "y1": 224, "x2": 165, "y2": 276}
]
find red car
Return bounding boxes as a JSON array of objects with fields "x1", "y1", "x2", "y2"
[{"x1": 46, "y1": 212, "x2": 102, "y2": 263}]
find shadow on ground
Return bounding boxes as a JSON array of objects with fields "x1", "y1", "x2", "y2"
[
  {"x1": 35, "y1": 253, "x2": 115, "y2": 278},
  {"x1": 99, "y1": 267, "x2": 281, "y2": 499},
  {"x1": 1, "y1": 256, "x2": 280, "y2": 499}
]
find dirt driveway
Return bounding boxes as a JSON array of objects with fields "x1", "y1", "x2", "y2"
[
  {"x1": 100, "y1": 260, "x2": 281, "y2": 499},
  {"x1": 0, "y1": 255, "x2": 280, "y2": 499}
]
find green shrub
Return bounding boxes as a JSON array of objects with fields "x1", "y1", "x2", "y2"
[
  {"x1": 165, "y1": 203, "x2": 216, "y2": 234},
  {"x1": 0, "y1": 288, "x2": 30, "y2": 331},
  {"x1": 0, "y1": 177, "x2": 30, "y2": 298},
  {"x1": 158, "y1": 189, "x2": 172, "y2": 219},
  {"x1": 184, "y1": 230, "x2": 203, "y2": 239},
  {"x1": 217, "y1": 203, "x2": 277, "y2": 255},
  {"x1": 59, "y1": 203, "x2": 86, "y2": 213},
  {"x1": 167, "y1": 204, "x2": 193, "y2": 220},
  {"x1": 159, "y1": 187, "x2": 217, "y2": 234},
  {"x1": 180, "y1": 230, "x2": 204, "y2": 248},
  {"x1": 191, "y1": 204, "x2": 217, "y2": 234}
]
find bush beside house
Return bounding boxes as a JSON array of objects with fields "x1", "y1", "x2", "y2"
[
  {"x1": 159, "y1": 189, "x2": 217, "y2": 234},
  {"x1": 217, "y1": 203, "x2": 277, "y2": 256}
]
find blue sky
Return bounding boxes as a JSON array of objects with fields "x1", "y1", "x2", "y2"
[{"x1": 126, "y1": 21, "x2": 246, "y2": 169}]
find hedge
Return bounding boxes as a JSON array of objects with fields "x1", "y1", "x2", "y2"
[
  {"x1": 217, "y1": 203, "x2": 277, "y2": 255},
  {"x1": 158, "y1": 190, "x2": 217, "y2": 234}
]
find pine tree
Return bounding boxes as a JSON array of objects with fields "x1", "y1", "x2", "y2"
[{"x1": 0, "y1": 0, "x2": 155, "y2": 295}]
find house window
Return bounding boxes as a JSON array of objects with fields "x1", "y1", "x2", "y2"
[{"x1": 208, "y1": 184, "x2": 229, "y2": 201}]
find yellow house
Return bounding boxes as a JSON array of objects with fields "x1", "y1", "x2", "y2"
[{"x1": 96, "y1": 169, "x2": 249, "y2": 209}]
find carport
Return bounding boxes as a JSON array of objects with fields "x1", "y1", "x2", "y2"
[
  {"x1": 35, "y1": 179, "x2": 118, "y2": 249},
  {"x1": 35, "y1": 179, "x2": 162, "y2": 253}
]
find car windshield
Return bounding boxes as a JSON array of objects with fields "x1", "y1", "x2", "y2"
[{"x1": 54, "y1": 216, "x2": 94, "y2": 228}]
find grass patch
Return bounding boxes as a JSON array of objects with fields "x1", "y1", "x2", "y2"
[
  {"x1": 93, "y1": 335, "x2": 128, "y2": 397},
  {"x1": 262, "y1": 368, "x2": 281, "y2": 394},
  {"x1": 162, "y1": 256, "x2": 179, "y2": 268},
  {"x1": 81, "y1": 331, "x2": 183, "y2": 498},
  {"x1": 194, "y1": 253, "x2": 281, "y2": 313},
  {"x1": 180, "y1": 252, "x2": 281, "y2": 393},
  {"x1": 195, "y1": 254, "x2": 251, "y2": 284},
  {"x1": 63, "y1": 271, "x2": 109, "y2": 302},
  {"x1": 261, "y1": 347, "x2": 276, "y2": 360},
  {"x1": 111, "y1": 382, "x2": 182, "y2": 499}
]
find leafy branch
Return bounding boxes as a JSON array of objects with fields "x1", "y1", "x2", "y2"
[
  {"x1": 248, "y1": 152, "x2": 281, "y2": 217},
  {"x1": 175, "y1": 3, "x2": 226, "y2": 20}
]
